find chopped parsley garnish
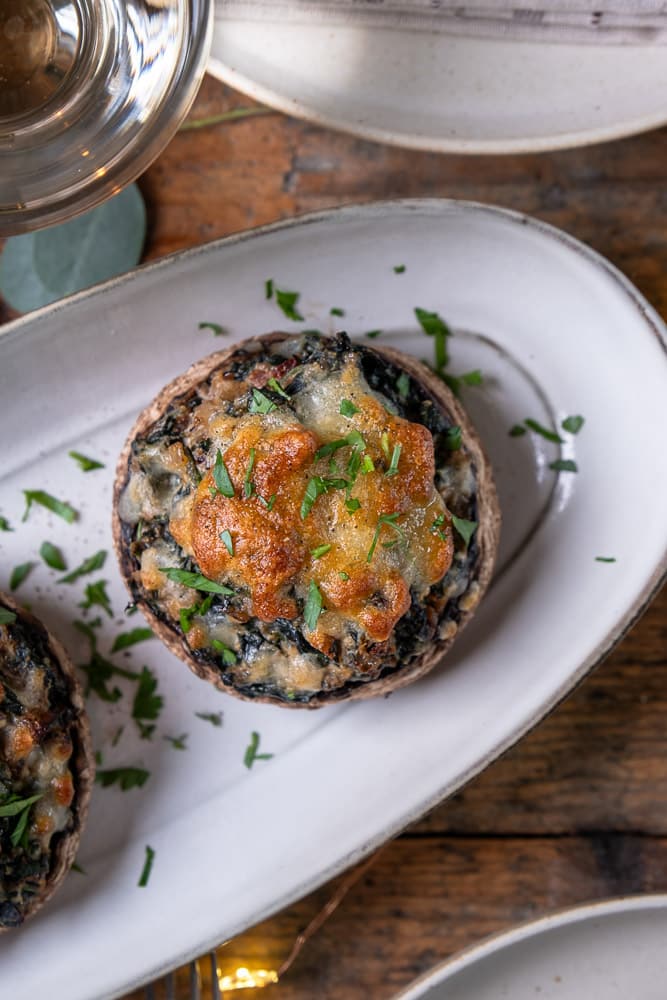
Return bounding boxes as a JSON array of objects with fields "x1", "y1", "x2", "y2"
[
  {"x1": 549, "y1": 459, "x2": 578, "y2": 473},
  {"x1": 300, "y1": 476, "x2": 348, "y2": 519},
  {"x1": 75, "y1": 619, "x2": 139, "y2": 701},
  {"x1": 243, "y1": 448, "x2": 256, "y2": 498},
  {"x1": 59, "y1": 549, "x2": 107, "y2": 584},
  {"x1": 40, "y1": 541, "x2": 66, "y2": 571},
  {"x1": 267, "y1": 377, "x2": 290, "y2": 400},
  {"x1": 562, "y1": 415, "x2": 585, "y2": 434},
  {"x1": 385, "y1": 443, "x2": 402, "y2": 478},
  {"x1": 265, "y1": 278, "x2": 274, "y2": 299},
  {"x1": 249, "y1": 388, "x2": 277, "y2": 415},
  {"x1": 160, "y1": 568, "x2": 234, "y2": 595},
  {"x1": 198, "y1": 322, "x2": 227, "y2": 336},
  {"x1": 396, "y1": 372, "x2": 410, "y2": 401},
  {"x1": 524, "y1": 419, "x2": 564, "y2": 444},
  {"x1": 10, "y1": 561, "x2": 35, "y2": 592},
  {"x1": 0, "y1": 608, "x2": 17, "y2": 625},
  {"x1": 330, "y1": 307, "x2": 345, "y2": 317},
  {"x1": 22, "y1": 490, "x2": 77, "y2": 524},
  {"x1": 345, "y1": 497, "x2": 361, "y2": 513},
  {"x1": 69, "y1": 450, "x2": 105, "y2": 472},
  {"x1": 211, "y1": 638, "x2": 236, "y2": 666},
  {"x1": 431, "y1": 514, "x2": 448, "y2": 541},
  {"x1": 0, "y1": 516, "x2": 13, "y2": 531},
  {"x1": 266, "y1": 284, "x2": 304, "y2": 322},
  {"x1": 213, "y1": 450, "x2": 235, "y2": 498},
  {"x1": 179, "y1": 594, "x2": 213, "y2": 634},
  {"x1": 195, "y1": 711, "x2": 223, "y2": 727},
  {"x1": 244, "y1": 731, "x2": 274, "y2": 769},
  {"x1": 365, "y1": 329, "x2": 382, "y2": 339},
  {"x1": 362, "y1": 455, "x2": 375, "y2": 474},
  {"x1": 219, "y1": 530, "x2": 234, "y2": 556},
  {"x1": 71, "y1": 862, "x2": 86, "y2": 875},
  {"x1": 79, "y1": 580, "x2": 113, "y2": 617},
  {"x1": 444, "y1": 425, "x2": 462, "y2": 450},
  {"x1": 311, "y1": 544, "x2": 332, "y2": 559},
  {"x1": 415, "y1": 307, "x2": 451, "y2": 369},
  {"x1": 393, "y1": 264, "x2": 406, "y2": 274},
  {"x1": 164, "y1": 733, "x2": 188, "y2": 751},
  {"x1": 132, "y1": 667, "x2": 164, "y2": 740},
  {"x1": 595, "y1": 556, "x2": 616, "y2": 563},
  {"x1": 259, "y1": 494, "x2": 277, "y2": 512},
  {"x1": 338, "y1": 571, "x2": 350, "y2": 581},
  {"x1": 303, "y1": 579, "x2": 323, "y2": 631},
  {"x1": 0, "y1": 793, "x2": 42, "y2": 818},
  {"x1": 451, "y1": 515, "x2": 478, "y2": 547},
  {"x1": 461, "y1": 369, "x2": 483, "y2": 386},
  {"x1": 138, "y1": 845, "x2": 155, "y2": 887},
  {"x1": 95, "y1": 767, "x2": 150, "y2": 791},
  {"x1": 509, "y1": 424, "x2": 527, "y2": 437},
  {"x1": 339, "y1": 399, "x2": 360, "y2": 418},
  {"x1": 367, "y1": 513, "x2": 404, "y2": 563},
  {"x1": 111, "y1": 628, "x2": 154, "y2": 653}
]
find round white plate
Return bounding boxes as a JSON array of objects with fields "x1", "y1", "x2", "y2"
[
  {"x1": 393, "y1": 895, "x2": 667, "y2": 999},
  {"x1": 0, "y1": 201, "x2": 665, "y2": 999},
  {"x1": 208, "y1": 16, "x2": 667, "y2": 153}
]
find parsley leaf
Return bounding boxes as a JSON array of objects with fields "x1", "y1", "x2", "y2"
[
  {"x1": 415, "y1": 307, "x2": 451, "y2": 369},
  {"x1": 0, "y1": 793, "x2": 42, "y2": 818},
  {"x1": 265, "y1": 278, "x2": 274, "y2": 299},
  {"x1": 79, "y1": 580, "x2": 113, "y2": 617},
  {"x1": 249, "y1": 388, "x2": 277, "y2": 415},
  {"x1": 132, "y1": 666, "x2": 164, "y2": 738},
  {"x1": 10, "y1": 561, "x2": 35, "y2": 592},
  {"x1": 303, "y1": 579, "x2": 323, "y2": 631},
  {"x1": 164, "y1": 733, "x2": 188, "y2": 751},
  {"x1": 0, "y1": 516, "x2": 13, "y2": 532},
  {"x1": 595, "y1": 556, "x2": 616, "y2": 563},
  {"x1": 22, "y1": 490, "x2": 77, "y2": 524},
  {"x1": 330, "y1": 307, "x2": 345, "y2": 317},
  {"x1": 509, "y1": 424, "x2": 527, "y2": 437},
  {"x1": 549, "y1": 459, "x2": 578, "y2": 473},
  {"x1": 198, "y1": 322, "x2": 227, "y2": 336},
  {"x1": 111, "y1": 628, "x2": 154, "y2": 653},
  {"x1": 59, "y1": 549, "x2": 107, "y2": 584},
  {"x1": 211, "y1": 638, "x2": 236, "y2": 666},
  {"x1": 138, "y1": 845, "x2": 155, "y2": 887},
  {"x1": 524, "y1": 419, "x2": 564, "y2": 444},
  {"x1": 460, "y1": 369, "x2": 483, "y2": 386},
  {"x1": 451, "y1": 515, "x2": 478, "y2": 546},
  {"x1": 267, "y1": 377, "x2": 290, "y2": 400},
  {"x1": 179, "y1": 594, "x2": 213, "y2": 634},
  {"x1": 96, "y1": 768, "x2": 150, "y2": 791},
  {"x1": 367, "y1": 512, "x2": 404, "y2": 563},
  {"x1": 160, "y1": 568, "x2": 234, "y2": 595},
  {"x1": 274, "y1": 287, "x2": 304, "y2": 322},
  {"x1": 365, "y1": 329, "x2": 382, "y2": 339},
  {"x1": 345, "y1": 497, "x2": 361, "y2": 513},
  {"x1": 213, "y1": 450, "x2": 235, "y2": 498},
  {"x1": 244, "y1": 448, "x2": 256, "y2": 498},
  {"x1": 385, "y1": 443, "x2": 402, "y2": 478},
  {"x1": 311, "y1": 544, "x2": 332, "y2": 559},
  {"x1": 244, "y1": 731, "x2": 273, "y2": 769},
  {"x1": 393, "y1": 264, "x2": 406, "y2": 274},
  {"x1": 300, "y1": 475, "x2": 349, "y2": 519},
  {"x1": 219, "y1": 530, "x2": 234, "y2": 556},
  {"x1": 75, "y1": 619, "x2": 139, "y2": 701},
  {"x1": 396, "y1": 372, "x2": 410, "y2": 401},
  {"x1": 0, "y1": 608, "x2": 17, "y2": 625},
  {"x1": 68, "y1": 450, "x2": 105, "y2": 472},
  {"x1": 338, "y1": 571, "x2": 350, "y2": 581},
  {"x1": 259, "y1": 494, "x2": 277, "y2": 512},
  {"x1": 195, "y1": 711, "x2": 223, "y2": 727},
  {"x1": 562, "y1": 415, "x2": 585, "y2": 435},
  {"x1": 340, "y1": 399, "x2": 360, "y2": 418},
  {"x1": 444, "y1": 425, "x2": 462, "y2": 450},
  {"x1": 40, "y1": 541, "x2": 66, "y2": 571}
]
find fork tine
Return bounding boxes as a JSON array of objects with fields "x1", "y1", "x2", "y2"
[
  {"x1": 209, "y1": 952, "x2": 221, "y2": 1000},
  {"x1": 189, "y1": 960, "x2": 200, "y2": 1000}
]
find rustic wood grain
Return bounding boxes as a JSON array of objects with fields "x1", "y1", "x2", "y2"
[{"x1": 2, "y1": 73, "x2": 665, "y2": 1000}]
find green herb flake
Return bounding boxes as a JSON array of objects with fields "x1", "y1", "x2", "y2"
[
  {"x1": 211, "y1": 638, "x2": 236, "y2": 666},
  {"x1": 164, "y1": 733, "x2": 188, "y2": 751},
  {"x1": 40, "y1": 541, "x2": 66, "y2": 571},
  {"x1": 338, "y1": 571, "x2": 350, "y2": 581},
  {"x1": 415, "y1": 307, "x2": 451, "y2": 370},
  {"x1": 396, "y1": 372, "x2": 410, "y2": 401},
  {"x1": 381, "y1": 432, "x2": 391, "y2": 461},
  {"x1": 71, "y1": 862, "x2": 86, "y2": 875},
  {"x1": 524, "y1": 419, "x2": 564, "y2": 444},
  {"x1": 75, "y1": 620, "x2": 139, "y2": 702},
  {"x1": 138, "y1": 845, "x2": 155, "y2": 887},
  {"x1": 431, "y1": 514, "x2": 448, "y2": 541},
  {"x1": 362, "y1": 454, "x2": 375, "y2": 474},
  {"x1": 365, "y1": 330, "x2": 382, "y2": 339},
  {"x1": 562, "y1": 415, "x2": 585, "y2": 435},
  {"x1": 0, "y1": 793, "x2": 42, "y2": 819},
  {"x1": 393, "y1": 264, "x2": 406, "y2": 274},
  {"x1": 10, "y1": 561, "x2": 35, "y2": 592},
  {"x1": 213, "y1": 450, "x2": 235, "y2": 498},
  {"x1": 219, "y1": 530, "x2": 234, "y2": 556},
  {"x1": 367, "y1": 513, "x2": 404, "y2": 563},
  {"x1": 59, "y1": 549, "x2": 107, "y2": 584},
  {"x1": 595, "y1": 556, "x2": 617, "y2": 563},
  {"x1": 274, "y1": 287, "x2": 304, "y2": 322},
  {"x1": 509, "y1": 424, "x2": 527, "y2": 437},
  {"x1": 79, "y1": 580, "x2": 113, "y2": 617},
  {"x1": 265, "y1": 278, "x2": 274, "y2": 299},
  {"x1": 301, "y1": 478, "x2": 324, "y2": 520},
  {"x1": 22, "y1": 490, "x2": 77, "y2": 524},
  {"x1": 244, "y1": 731, "x2": 274, "y2": 769},
  {"x1": 179, "y1": 594, "x2": 214, "y2": 634},
  {"x1": 95, "y1": 767, "x2": 150, "y2": 791},
  {"x1": 345, "y1": 497, "x2": 361, "y2": 513},
  {"x1": 68, "y1": 450, "x2": 105, "y2": 472},
  {"x1": 132, "y1": 666, "x2": 164, "y2": 738},
  {"x1": 259, "y1": 494, "x2": 277, "y2": 512},
  {"x1": 0, "y1": 516, "x2": 12, "y2": 532},
  {"x1": 385, "y1": 443, "x2": 402, "y2": 478},
  {"x1": 267, "y1": 377, "x2": 290, "y2": 400},
  {"x1": 444, "y1": 425, "x2": 462, "y2": 451},
  {"x1": 330, "y1": 307, "x2": 345, "y2": 317},
  {"x1": 311, "y1": 544, "x2": 332, "y2": 560},
  {"x1": 340, "y1": 399, "x2": 360, "y2": 418},
  {"x1": 303, "y1": 579, "x2": 323, "y2": 631},
  {"x1": 460, "y1": 369, "x2": 483, "y2": 386},
  {"x1": 161, "y1": 568, "x2": 234, "y2": 595},
  {"x1": 0, "y1": 609, "x2": 17, "y2": 625},
  {"x1": 111, "y1": 628, "x2": 154, "y2": 653},
  {"x1": 243, "y1": 448, "x2": 256, "y2": 498},
  {"x1": 451, "y1": 515, "x2": 478, "y2": 547},
  {"x1": 549, "y1": 459, "x2": 578, "y2": 473},
  {"x1": 249, "y1": 388, "x2": 277, "y2": 415},
  {"x1": 198, "y1": 322, "x2": 227, "y2": 336},
  {"x1": 195, "y1": 711, "x2": 223, "y2": 727}
]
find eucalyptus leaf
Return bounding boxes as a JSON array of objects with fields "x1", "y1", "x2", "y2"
[{"x1": 0, "y1": 185, "x2": 146, "y2": 314}]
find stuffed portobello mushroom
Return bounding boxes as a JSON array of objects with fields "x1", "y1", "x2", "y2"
[
  {"x1": 113, "y1": 332, "x2": 500, "y2": 707},
  {"x1": 0, "y1": 594, "x2": 93, "y2": 929}
]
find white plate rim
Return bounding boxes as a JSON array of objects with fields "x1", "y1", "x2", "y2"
[
  {"x1": 205, "y1": 54, "x2": 667, "y2": 155},
  {"x1": 2, "y1": 199, "x2": 666, "y2": 997},
  {"x1": 392, "y1": 893, "x2": 667, "y2": 999}
]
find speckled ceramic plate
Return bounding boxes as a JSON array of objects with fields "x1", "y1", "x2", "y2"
[
  {"x1": 0, "y1": 201, "x2": 665, "y2": 1000},
  {"x1": 208, "y1": 16, "x2": 667, "y2": 153},
  {"x1": 393, "y1": 896, "x2": 667, "y2": 999}
]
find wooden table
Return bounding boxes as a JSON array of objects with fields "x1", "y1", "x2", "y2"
[{"x1": 14, "y1": 74, "x2": 667, "y2": 1000}]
